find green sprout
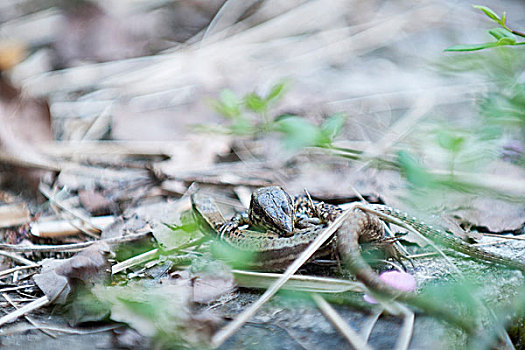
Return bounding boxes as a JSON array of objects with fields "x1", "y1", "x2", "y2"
[
  {"x1": 446, "y1": 5, "x2": 525, "y2": 52},
  {"x1": 196, "y1": 81, "x2": 347, "y2": 149}
]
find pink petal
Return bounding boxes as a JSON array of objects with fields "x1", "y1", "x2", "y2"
[{"x1": 363, "y1": 271, "x2": 417, "y2": 304}]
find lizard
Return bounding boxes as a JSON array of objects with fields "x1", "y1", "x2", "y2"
[
  {"x1": 192, "y1": 186, "x2": 525, "y2": 283},
  {"x1": 191, "y1": 186, "x2": 525, "y2": 335}
]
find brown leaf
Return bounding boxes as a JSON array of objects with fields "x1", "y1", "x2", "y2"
[
  {"x1": 455, "y1": 198, "x2": 525, "y2": 233},
  {"x1": 33, "y1": 242, "x2": 112, "y2": 304},
  {"x1": 192, "y1": 273, "x2": 236, "y2": 304},
  {"x1": 0, "y1": 75, "x2": 54, "y2": 191},
  {"x1": 174, "y1": 259, "x2": 235, "y2": 304},
  {"x1": 112, "y1": 328, "x2": 151, "y2": 349},
  {"x1": 53, "y1": 2, "x2": 146, "y2": 67},
  {"x1": 78, "y1": 189, "x2": 113, "y2": 215},
  {"x1": 32, "y1": 258, "x2": 70, "y2": 304}
]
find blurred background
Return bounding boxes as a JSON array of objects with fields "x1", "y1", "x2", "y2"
[
  {"x1": 1, "y1": 1, "x2": 525, "y2": 349},
  {"x1": 1, "y1": 0, "x2": 524, "y2": 216}
]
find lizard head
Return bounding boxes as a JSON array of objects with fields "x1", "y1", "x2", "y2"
[{"x1": 248, "y1": 186, "x2": 295, "y2": 236}]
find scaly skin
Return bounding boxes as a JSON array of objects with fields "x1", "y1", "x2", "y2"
[
  {"x1": 365, "y1": 204, "x2": 525, "y2": 273},
  {"x1": 191, "y1": 188, "x2": 399, "y2": 285},
  {"x1": 191, "y1": 187, "x2": 515, "y2": 333},
  {"x1": 192, "y1": 188, "x2": 525, "y2": 273}
]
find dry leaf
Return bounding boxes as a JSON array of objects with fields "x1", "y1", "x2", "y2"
[
  {"x1": 0, "y1": 75, "x2": 53, "y2": 190},
  {"x1": 33, "y1": 242, "x2": 112, "y2": 304},
  {"x1": 78, "y1": 189, "x2": 113, "y2": 215},
  {"x1": 455, "y1": 198, "x2": 525, "y2": 233},
  {"x1": 53, "y1": 2, "x2": 146, "y2": 67},
  {"x1": 112, "y1": 328, "x2": 151, "y2": 349},
  {"x1": 174, "y1": 260, "x2": 236, "y2": 304}
]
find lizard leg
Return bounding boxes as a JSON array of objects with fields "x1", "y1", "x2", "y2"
[{"x1": 219, "y1": 212, "x2": 250, "y2": 238}]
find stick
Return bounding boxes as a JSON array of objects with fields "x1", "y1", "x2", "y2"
[
  {"x1": 312, "y1": 293, "x2": 373, "y2": 350},
  {"x1": 0, "y1": 231, "x2": 151, "y2": 252},
  {"x1": 2, "y1": 293, "x2": 56, "y2": 338},
  {"x1": 0, "y1": 296, "x2": 50, "y2": 327},
  {"x1": 0, "y1": 250, "x2": 39, "y2": 266},
  {"x1": 31, "y1": 216, "x2": 115, "y2": 238},
  {"x1": 0, "y1": 265, "x2": 39, "y2": 279}
]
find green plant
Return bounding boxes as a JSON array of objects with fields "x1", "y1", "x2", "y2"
[
  {"x1": 195, "y1": 81, "x2": 347, "y2": 149},
  {"x1": 446, "y1": 5, "x2": 525, "y2": 52}
]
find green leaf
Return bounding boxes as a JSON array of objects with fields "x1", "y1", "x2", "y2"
[
  {"x1": 497, "y1": 37, "x2": 517, "y2": 45},
  {"x1": 473, "y1": 5, "x2": 501, "y2": 23},
  {"x1": 265, "y1": 81, "x2": 288, "y2": 103},
  {"x1": 244, "y1": 93, "x2": 267, "y2": 113},
  {"x1": 397, "y1": 151, "x2": 433, "y2": 187},
  {"x1": 444, "y1": 42, "x2": 499, "y2": 52},
  {"x1": 67, "y1": 287, "x2": 110, "y2": 325},
  {"x1": 230, "y1": 117, "x2": 254, "y2": 135},
  {"x1": 489, "y1": 28, "x2": 516, "y2": 42},
  {"x1": 211, "y1": 241, "x2": 257, "y2": 270},
  {"x1": 220, "y1": 89, "x2": 240, "y2": 109},
  {"x1": 320, "y1": 113, "x2": 347, "y2": 144},
  {"x1": 211, "y1": 89, "x2": 241, "y2": 119},
  {"x1": 275, "y1": 115, "x2": 322, "y2": 149},
  {"x1": 153, "y1": 220, "x2": 200, "y2": 251},
  {"x1": 92, "y1": 280, "x2": 194, "y2": 343},
  {"x1": 436, "y1": 131, "x2": 466, "y2": 153}
]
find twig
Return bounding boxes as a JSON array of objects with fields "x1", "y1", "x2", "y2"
[
  {"x1": 359, "y1": 95, "x2": 434, "y2": 163},
  {"x1": 232, "y1": 270, "x2": 365, "y2": 293},
  {"x1": 0, "y1": 231, "x2": 151, "y2": 252},
  {"x1": 31, "y1": 216, "x2": 115, "y2": 238},
  {"x1": 311, "y1": 293, "x2": 373, "y2": 350},
  {"x1": 0, "y1": 285, "x2": 36, "y2": 293},
  {"x1": 0, "y1": 250, "x2": 39, "y2": 266},
  {"x1": 0, "y1": 265, "x2": 39, "y2": 279},
  {"x1": 0, "y1": 295, "x2": 50, "y2": 327},
  {"x1": 80, "y1": 104, "x2": 113, "y2": 141},
  {"x1": 395, "y1": 304, "x2": 414, "y2": 350},
  {"x1": 112, "y1": 236, "x2": 207, "y2": 274},
  {"x1": 201, "y1": 0, "x2": 258, "y2": 44},
  {"x1": 38, "y1": 183, "x2": 101, "y2": 234},
  {"x1": 0, "y1": 150, "x2": 61, "y2": 172},
  {"x1": 2, "y1": 293, "x2": 56, "y2": 338},
  {"x1": 407, "y1": 238, "x2": 512, "y2": 260},
  {"x1": 33, "y1": 323, "x2": 120, "y2": 335},
  {"x1": 0, "y1": 203, "x2": 31, "y2": 228},
  {"x1": 428, "y1": 169, "x2": 525, "y2": 198},
  {"x1": 112, "y1": 248, "x2": 159, "y2": 274},
  {"x1": 0, "y1": 323, "x2": 120, "y2": 335},
  {"x1": 361, "y1": 311, "x2": 382, "y2": 342},
  {"x1": 211, "y1": 206, "x2": 357, "y2": 348},
  {"x1": 484, "y1": 233, "x2": 525, "y2": 241}
]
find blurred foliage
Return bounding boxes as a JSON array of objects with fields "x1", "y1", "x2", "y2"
[
  {"x1": 194, "y1": 81, "x2": 347, "y2": 149},
  {"x1": 92, "y1": 280, "x2": 209, "y2": 349},
  {"x1": 446, "y1": 5, "x2": 525, "y2": 52},
  {"x1": 402, "y1": 24, "x2": 525, "y2": 204}
]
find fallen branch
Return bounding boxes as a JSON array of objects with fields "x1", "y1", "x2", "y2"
[
  {"x1": 0, "y1": 231, "x2": 151, "y2": 252},
  {"x1": 0, "y1": 295, "x2": 50, "y2": 327}
]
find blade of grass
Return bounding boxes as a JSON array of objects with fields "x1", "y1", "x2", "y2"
[{"x1": 312, "y1": 293, "x2": 373, "y2": 350}]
